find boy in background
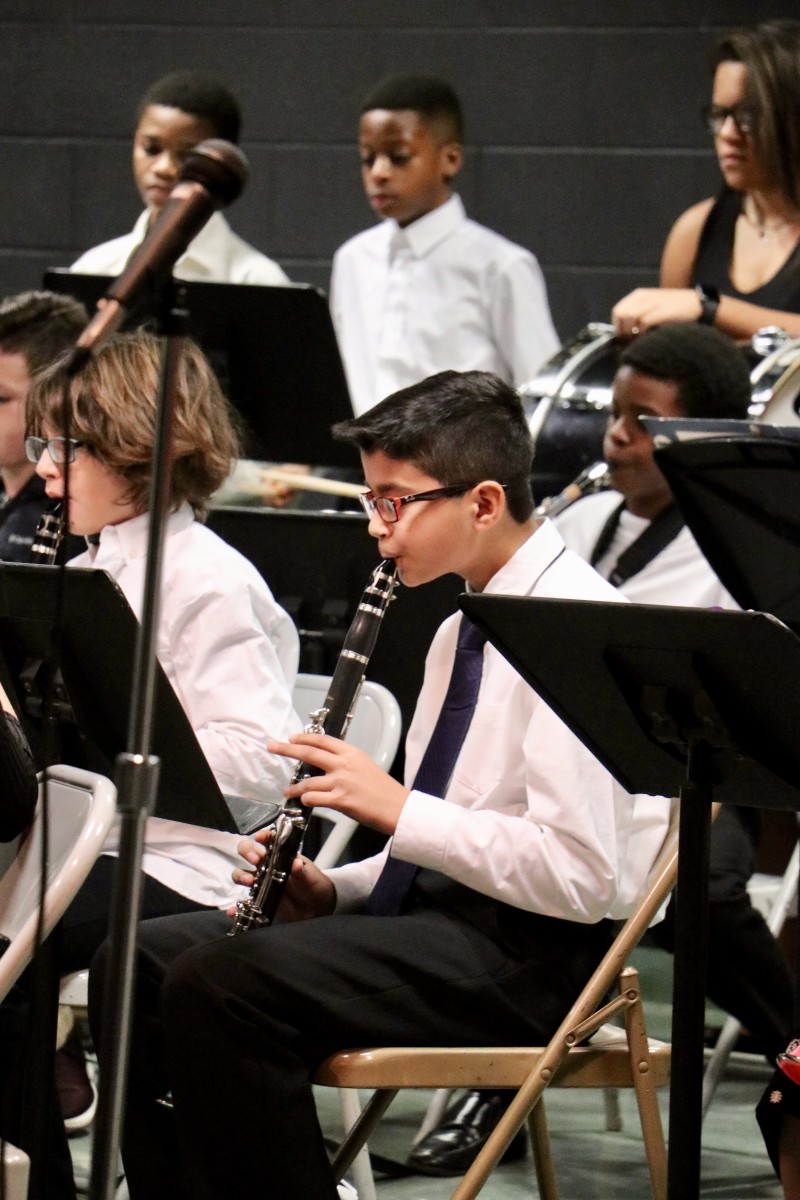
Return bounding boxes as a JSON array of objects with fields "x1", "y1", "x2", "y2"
[
  {"x1": 331, "y1": 74, "x2": 559, "y2": 415},
  {"x1": 71, "y1": 70, "x2": 288, "y2": 286},
  {"x1": 0, "y1": 290, "x2": 87, "y2": 561}
]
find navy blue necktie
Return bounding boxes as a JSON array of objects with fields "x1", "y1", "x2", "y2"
[{"x1": 366, "y1": 614, "x2": 486, "y2": 916}]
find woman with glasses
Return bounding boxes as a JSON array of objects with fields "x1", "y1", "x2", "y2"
[{"x1": 612, "y1": 19, "x2": 800, "y2": 341}]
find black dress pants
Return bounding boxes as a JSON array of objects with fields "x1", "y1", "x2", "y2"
[
  {"x1": 89, "y1": 874, "x2": 612, "y2": 1200},
  {"x1": 650, "y1": 805, "x2": 793, "y2": 1061}
]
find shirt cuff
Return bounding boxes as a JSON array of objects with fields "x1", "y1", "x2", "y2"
[{"x1": 391, "y1": 789, "x2": 462, "y2": 872}]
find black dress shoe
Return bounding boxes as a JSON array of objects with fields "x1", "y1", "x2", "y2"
[{"x1": 407, "y1": 1088, "x2": 526, "y2": 1177}]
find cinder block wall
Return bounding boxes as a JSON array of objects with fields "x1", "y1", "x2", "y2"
[{"x1": 0, "y1": 1, "x2": 795, "y2": 343}]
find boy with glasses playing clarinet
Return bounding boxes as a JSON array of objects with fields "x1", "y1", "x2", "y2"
[{"x1": 88, "y1": 368, "x2": 669, "y2": 1200}]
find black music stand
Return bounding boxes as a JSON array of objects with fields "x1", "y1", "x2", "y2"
[
  {"x1": 459, "y1": 592, "x2": 800, "y2": 1200},
  {"x1": 652, "y1": 432, "x2": 800, "y2": 631},
  {"x1": 43, "y1": 269, "x2": 355, "y2": 466},
  {"x1": 0, "y1": 563, "x2": 278, "y2": 835}
]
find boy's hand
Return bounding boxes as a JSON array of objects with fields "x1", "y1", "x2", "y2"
[
  {"x1": 268, "y1": 734, "x2": 410, "y2": 835},
  {"x1": 229, "y1": 827, "x2": 336, "y2": 922}
]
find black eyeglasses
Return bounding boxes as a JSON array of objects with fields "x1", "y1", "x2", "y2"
[
  {"x1": 702, "y1": 103, "x2": 757, "y2": 136},
  {"x1": 24, "y1": 436, "x2": 86, "y2": 465},
  {"x1": 359, "y1": 483, "x2": 476, "y2": 523}
]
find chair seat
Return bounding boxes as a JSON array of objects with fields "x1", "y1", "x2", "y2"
[{"x1": 315, "y1": 1039, "x2": 671, "y2": 1091}]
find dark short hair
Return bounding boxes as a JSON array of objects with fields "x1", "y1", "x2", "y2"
[
  {"x1": 712, "y1": 20, "x2": 800, "y2": 208},
  {"x1": 0, "y1": 291, "x2": 88, "y2": 376},
  {"x1": 360, "y1": 74, "x2": 463, "y2": 142},
  {"x1": 618, "y1": 324, "x2": 752, "y2": 419},
  {"x1": 137, "y1": 70, "x2": 242, "y2": 143},
  {"x1": 333, "y1": 370, "x2": 534, "y2": 522}
]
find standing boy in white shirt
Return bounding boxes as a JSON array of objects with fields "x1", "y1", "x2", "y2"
[
  {"x1": 88, "y1": 368, "x2": 668, "y2": 1200},
  {"x1": 71, "y1": 70, "x2": 289, "y2": 286},
  {"x1": 331, "y1": 74, "x2": 559, "y2": 415}
]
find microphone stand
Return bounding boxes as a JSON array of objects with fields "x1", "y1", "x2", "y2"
[{"x1": 88, "y1": 285, "x2": 187, "y2": 1200}]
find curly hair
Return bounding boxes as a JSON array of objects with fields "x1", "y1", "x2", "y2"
[
  {"x1": 26, "y1": 330, "x2": 240, "y2": 520},
  {"x1": 137, "y1": 70, "x2": 242, "y2": 143},
  {"x1": 360, "y1": 74, "x2": 463, "y2": 143},
  {"x1": 619, "y1": 323, "x2": 752, "y2": 420}
]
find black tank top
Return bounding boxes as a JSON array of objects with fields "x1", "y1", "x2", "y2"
[{"x1": 692, "y1": 188, "x2": 800, "y2": 312}]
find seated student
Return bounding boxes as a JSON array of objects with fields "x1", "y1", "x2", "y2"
[
  {"x1": 26, "y1": 329, "x2": 300, "y2": 953},
  {"x1": 71, "y1": 70, "x2": 289, "y2": 286},
  {"x1": 331, "y1": 74, "x2": 560, "y2": 415},
  {"x1": 410, "y1": 323, "x2": 794, "y2": 1177},
  {"x1": 88, "y1": 369, "x2": 669, "y2": 1200},
  {"x1": 20, "y1": 329, "x2": 300, "y2": 1156},
  {"x1": 0, "y1": 290, "x2": 88, "y2": 561}
]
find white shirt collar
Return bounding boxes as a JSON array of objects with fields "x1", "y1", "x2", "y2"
[
  {"x1": 87, "y1": 502, "x2": 195, "y2": 569},
  {"x1": 387, "y1": 193, "x2": 466, "y2": 261},
  {"x1": 482, "y1": 521, "x2": 567, "y2": 597},
  {"x1": 129, "y1": 210, "x2": 233, "y2": 278}
]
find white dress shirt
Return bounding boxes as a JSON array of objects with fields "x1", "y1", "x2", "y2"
[
  {"x1": 71, "y1": 210, "x2": 289, "y2": 286},
  {"x1": 555, "y1": 491, "x2": 739, "y2": 610},
  {"x1": 69, "y1": 504, "x2": 300, "y2": 907},
  {"x1": 330, "y1": 194, "x2": 560, "y2": 415},
  {"x1": 329, "y1": 521, "x2": 669, "y2": 923}
]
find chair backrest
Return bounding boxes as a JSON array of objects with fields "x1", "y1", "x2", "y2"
[
  {"x1": 292, "y1": 675, "x2": 402, "y2": 870},
  {"x1": 0, "y1": 765, "x2": 117, "y2": 1003},
  {"x1": 292, "y1": 674, "x2": 402, "y2": 773}
]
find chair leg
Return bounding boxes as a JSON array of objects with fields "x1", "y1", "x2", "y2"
[
  {"x1": 701, "y1": 1012, "x2": 742, "y2": 1118},
  {"x1": 330, "y1": 1088, "x2": 398, "y2": 1185},
  {"x1": 603, "y1": 1086, "x2": 622, "y2": 1132},
  {"x1": 620, "y1": 968, "x2": 668, "y2": 1200},
  {"x1": 414, "y1": 1087, "x2": 453, "y2": 1144},
  {"x1": 529, "y1": 1098, "x2": 559, "y2": 1200},
  {"x1": 337, "y1": 1088, "x2": 378, "y2": 1200}
]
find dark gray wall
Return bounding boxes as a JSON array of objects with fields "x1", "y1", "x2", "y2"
[{"x1": 1, "y1": 1, "x2": 797, "y2": 343}]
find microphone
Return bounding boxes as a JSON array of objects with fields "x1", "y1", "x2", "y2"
[{"x1": 68, "y1": 139, "x2": 249, "y2": 369}]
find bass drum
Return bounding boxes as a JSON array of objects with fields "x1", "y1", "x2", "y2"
[
  {"x1": 749, "y1": 330, "x2": 800, "y2": 426},
  {"x1": 519, "y1": 323, "x2": 618, "y2": 503}
]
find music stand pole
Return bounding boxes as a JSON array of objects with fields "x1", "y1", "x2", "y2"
[
  {"x1": 88, "y1": 294, "x2": 187, "y2": 1200},
  {"x1": 668, "y1": 738, "x2": 714, "y2": 1199}
]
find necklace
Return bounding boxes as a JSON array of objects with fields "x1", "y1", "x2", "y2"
[{"x1": 742, "y1": 195, "x2": 800, "y2": 244}]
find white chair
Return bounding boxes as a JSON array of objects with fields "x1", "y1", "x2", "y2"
[
  {"x1": 0, "y1": 765, "x2": 117, "y2": 1200},
  {"x1": 292, "y1": 673, "x2": 402, "y2": 870},
  {"x1": 292, "y1": 673, "x2": 403, "y2": 1200}
]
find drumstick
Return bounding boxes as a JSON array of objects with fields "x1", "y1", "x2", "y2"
[{"x1": 254, "y1": 468, "x2": 364, "y2": 500}]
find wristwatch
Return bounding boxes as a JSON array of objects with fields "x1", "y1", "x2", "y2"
[{"x1": 695, "y1": 283, "x2": 720, "y2": 326}]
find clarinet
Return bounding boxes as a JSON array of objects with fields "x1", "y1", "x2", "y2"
[
  {"x1": 229, "y1": 559, "x2": 399, "y2": 935},
  {"x1": 534, "y1": 461, "x2": 610, "y2": 519},
  {"x1": 30, "y1": 503, "x2": 65, "y2": 563}
]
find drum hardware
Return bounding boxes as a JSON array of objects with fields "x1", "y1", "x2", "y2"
[
  {"x1": 519, "y1": 323, "x2": 619, "y2": 502},
  {"x1": 750, "y1": 325, "x2": 792, "y2": 359},
  {"x1": 749, "y1": 328, "x2": 800, "y2": 425}
]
